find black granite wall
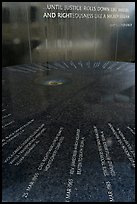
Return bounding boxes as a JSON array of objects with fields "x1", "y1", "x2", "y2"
[{"x1": 2, "y1": 2, "x2": 135, "y2": 67}]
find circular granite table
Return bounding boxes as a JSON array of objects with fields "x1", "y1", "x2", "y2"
[{"x1": 2, "y1": 61, "x2": 135, "y2": 202}]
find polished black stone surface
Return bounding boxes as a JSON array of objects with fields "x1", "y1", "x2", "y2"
[{"x1": 2, "y1": 61, "x2": 135, "y2": 202}]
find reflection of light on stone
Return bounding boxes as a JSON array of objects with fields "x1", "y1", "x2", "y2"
[
  {"x1": 48, "y1": 80, "x2": 63, "y2": 86},
  {"x1": 13, "y1": 38, "x2": 21, "y2": 44},
  {"x1": 106, "y1": 137, "x2": 113, "y2": 147},
  {"x1": 34, "y1": 39, "x2": 101, "y2": 51},
  {"x1": 44, "y1": 79, "x2": 64, "y2": 86}
]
